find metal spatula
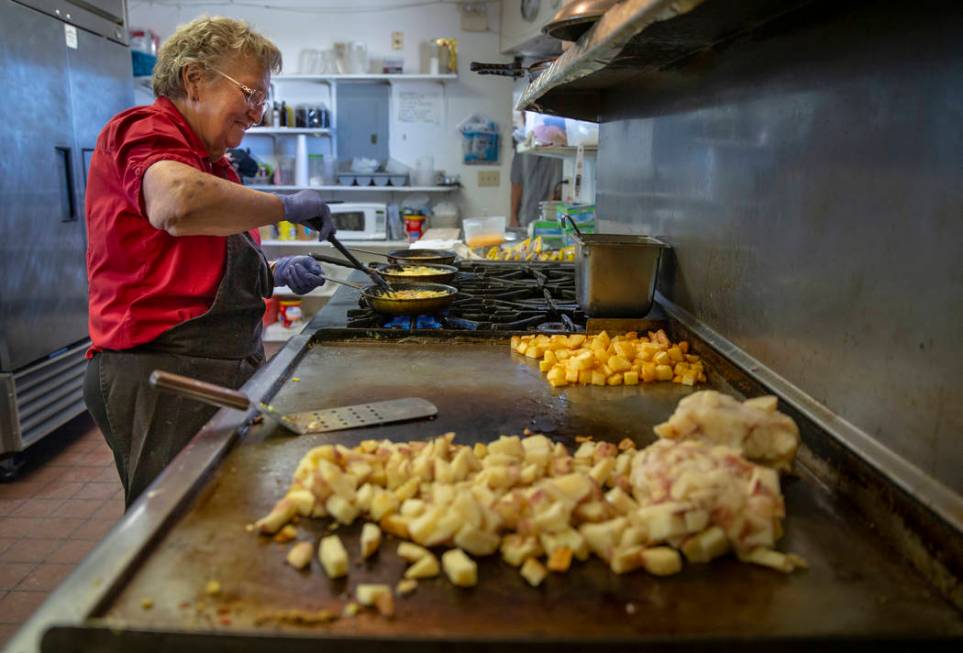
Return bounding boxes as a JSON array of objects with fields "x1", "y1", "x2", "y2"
[{"x1": 149, "y1": 370, "x2": 437, "y2": 435}]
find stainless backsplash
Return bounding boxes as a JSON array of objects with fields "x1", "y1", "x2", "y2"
[{"x1": 597, "y1": 1, "x2": 963, "y2": 495}]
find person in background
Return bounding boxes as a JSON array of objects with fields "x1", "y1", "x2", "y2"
[
  {"x1": 83, "y1": 16, "x2": 334, "y2": 507},
  {"x1": 509, "y1": 113, "x2": 564, "y2": 228}
]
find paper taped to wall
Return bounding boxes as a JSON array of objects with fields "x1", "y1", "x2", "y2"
[{"x1": 398, "y1": 91, "x2": 442, "y2": 125}]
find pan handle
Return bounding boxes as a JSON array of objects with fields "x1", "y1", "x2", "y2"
[
  {"x1": 322, "y1": 276, "x2": 370, "y2": 292},
  {"x1": 310, "y1": 252, "x2": 364, "y2": 269},
  {"x1": 327, "y1": 235, "x2": 392, "y2": 291},
  {"x1": 149, "y1": 370, "x2": 251, "y2": 411},
  {"x1": 341, "y1": 247, "x2": 389, "y2": 259}
]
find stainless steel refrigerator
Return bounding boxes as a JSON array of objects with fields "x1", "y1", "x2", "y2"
[{"x1": 0, "y1": 0, "x2": 133, "y2": 472}]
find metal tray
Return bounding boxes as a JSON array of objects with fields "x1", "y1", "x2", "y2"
[{"x1": 13, "y1": 328, "x2": 961, "y2": 652}]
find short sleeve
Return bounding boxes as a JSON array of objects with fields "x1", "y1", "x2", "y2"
[{"x1": 112, "y1": 117, "x2": 206, "y2": 216}]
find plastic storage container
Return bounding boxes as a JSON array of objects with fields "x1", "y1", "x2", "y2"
[{"x1": 463, "y1": 216, "x2": 506, "y2": 249}]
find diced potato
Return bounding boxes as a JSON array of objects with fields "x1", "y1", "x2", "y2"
[
  {"x1": 590, "y1": 371, "x2": 607, "y2": 386},
  {"x1": 543, "y1": 349, "x2": 558, "y2": 365},
  {"x1": 589, "y1": 458, "x2": 616, "y2": 485},
  {"x1": 607, "y1": 373, "x2": 623, "y2": 386},
  {"x1": 739, "y1": 547, "x2": 807, "y2": 573},
  {"x1": 356, "y1": 583, "x2": 394, "y2": 617},
  {"x1": 682, "y1": 526, "x2": 729, "y2": 564},
  {"x1": 667, "y1": 346, "x2": 684, "y2": 363},
  {"x1": 539, "y1": 359, "x2": 554, "y2": 373},
  {"x1": 397, "y1": 542, "x2": 431, "y2": 563},
  {"x1": 546, "y1": 366, "x2": 568, "y2": 387},
  {"x1": 641, "y1": 363, "x2": 657, "y2": 383},
  {"x1": 319, "y1": 535, "x2": 348, "y2": 578},
  {"x1": 405, "y1": 552, "x2": 441, "y2": 579},
  {"x1": 442, "y1": 549, "x2": 478, "y2": 587},
  {"x1": 454, "y1": 524, "x2": 501, "y2": 556},
  {"x1": 567, "y1": 334, "x2": 586, "y2": 347},
  {"x1": 400, "y1": 498, "x2": 426, "y2": 518},
  {"x1": 580, "y1": 517, "x2": 627, "y2": 561},
  {"x1": 546, "y1": 546, "x2": 573, "y2": 573},
  {"x1": 273, "y1": 524, "x2": 297, "y2": 543},
  {"x1": 605, "y1": 487, "x2": 638, "y2": 515},
  {"x1": 552, "y1": 473, "x2": 593, "y2": 503},
  {"x1": 608, "y1": 355, "x2": 631, "y2": 373},
  {"x1": 396, "y1": 579, "x2": 418, "y2": 596},
  {"x1": 655, "y1": 365, "x2": 674, "y2": 381},
  {"x1": 255, "y1": 498, "x2": 297, "y2": 535},
  {"x1": 565, "y1": 367, "x2": 580, "y2": 383},
  {"x1": 623, "y1": 371, "x2": 640, "y2": 386},
  {"x1": 380, "y1": 514, "x2": 410, "y2": 540},
  {"x1": 642, "y1": 547, "x2": 683, "y2": 576},
  {"x1": 325, "y1": 495, "x2": 359, "y2": 525},
  {"x1": 610, "y1": 545, "x2": 644, "y2": 574},
  {"x1": 575, "y1": 500, "x2": 610, "y2": 523},
  {"x1": 370, "y1": 489, "x2": 400, "y2": 520},
  {"x1": 534, "y1": 501, "x2": 571, "y2": 533},
  {"x1": 501, "y1": 534, "x2": 543, "y2": 567},
  {"x1": 540, "y1": 528, "x2": 589, "y2": 561},
  {"x1": 520, "y1": 557, "x2": 548, "y2": 587},
  {"x1": 360, "y1": 523, "x2": 381, "y2": 559},
  {"x1": 286, "y1": 541, "x2": 314, "y2": 570}
]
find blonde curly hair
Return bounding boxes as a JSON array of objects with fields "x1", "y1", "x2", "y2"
[{"x1": 152, "y1": 16, "x2": 282, "y2": 99}]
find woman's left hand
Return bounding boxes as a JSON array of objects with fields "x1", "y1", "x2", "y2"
[{"x1": 273, "y1": 256, "x2": 326, "y2": 294}]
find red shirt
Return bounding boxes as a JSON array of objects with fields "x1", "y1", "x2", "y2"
[{"x1": 85, "y1": 97, "x2": 260, "y2": 356}]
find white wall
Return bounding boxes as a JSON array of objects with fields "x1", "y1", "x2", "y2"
[{"x1": 128, "y1": 0, "x2": 514, "y2": 219}]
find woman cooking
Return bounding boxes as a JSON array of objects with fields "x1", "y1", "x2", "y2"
[{"x1": 83, "y1": 17, "x2": 332, "y2": 507}]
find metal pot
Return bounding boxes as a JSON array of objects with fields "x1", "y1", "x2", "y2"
[{"x1": 565, "y1": 220, "x2": 669, "y2": 316}]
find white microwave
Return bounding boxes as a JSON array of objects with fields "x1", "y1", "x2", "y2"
[{"x1": 329, "y1": 202, "x2": 387, "y2": 240}]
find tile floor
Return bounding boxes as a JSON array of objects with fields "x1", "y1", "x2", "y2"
[
  {"x1": 0, "y1": 413, "x2": 124, "y2": 648},
  {"x1": 0, "y1": 343, "x2": 284, "y2": 648}
]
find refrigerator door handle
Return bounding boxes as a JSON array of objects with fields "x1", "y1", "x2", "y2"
[{"x1": 56, "y1": 146, "x2": 77, "y2": 222}]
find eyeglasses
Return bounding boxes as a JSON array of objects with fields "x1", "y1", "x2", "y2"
[{"x1": 209, "y1": 67, "x2": 268, "y2": 116}]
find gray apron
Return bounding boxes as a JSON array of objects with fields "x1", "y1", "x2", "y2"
[{"x1": 83, "y1": 232, "x2": 272, "y2": 507}]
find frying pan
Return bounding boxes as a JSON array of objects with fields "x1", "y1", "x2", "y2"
[
  {"x1": 310, "y1": 252, "x2": 459, "y2": 287},
  {"x1": 374, "y1": 262, "x2": 458, "y2": 285},
  {"x1": 346, "y1": 247, "x2": 458, "y2": 266},
  {"x1": 323, "y1": 277, "x2": 458, "y2": 316}
]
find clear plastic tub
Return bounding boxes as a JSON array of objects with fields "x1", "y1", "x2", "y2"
[{"x1": 463, "y1": 216, "x2": 506, "y2": 249}]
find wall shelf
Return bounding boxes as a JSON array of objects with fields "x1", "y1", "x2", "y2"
[
  {"x1": 246, "y1": 184, "x2": 458, "y2": 193},
  {"x1": 273, "y1": 74, "x2": 457, "y2": 83},
  {"x1": 246, "y1": 127, "x2": 333, "y2": 135}
]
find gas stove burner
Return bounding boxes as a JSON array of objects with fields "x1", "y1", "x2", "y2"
[
  {"x1": 384, "y1": 314, "x2": 444, "y2": 330},
  {"x1": 344, "y1": 261, "x2": 585, "y2": 333}
]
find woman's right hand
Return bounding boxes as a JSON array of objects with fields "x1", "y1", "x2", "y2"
[{"x1": 279, "y1": 190, "x2": 336, "y2": 240}]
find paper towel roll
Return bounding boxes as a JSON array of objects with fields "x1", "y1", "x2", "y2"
[{"x1": 295, "y1": 134, "x2": 309, "y2": 187}]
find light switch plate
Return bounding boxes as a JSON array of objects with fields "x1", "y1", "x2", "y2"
[
  {"x1": 478, "y1": 170, "x2": 500, "y2": 187},
  {"x1": 391, "y1": 32, "x2": 404, "y2": 50}
]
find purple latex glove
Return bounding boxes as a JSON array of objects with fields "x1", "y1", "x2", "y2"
[
  {"x1": 273, "y1": 256, "x2": 325, "y2": 295},
  {"x1": 279, "y1": 190, "x2": 336, "y2": 241}
]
